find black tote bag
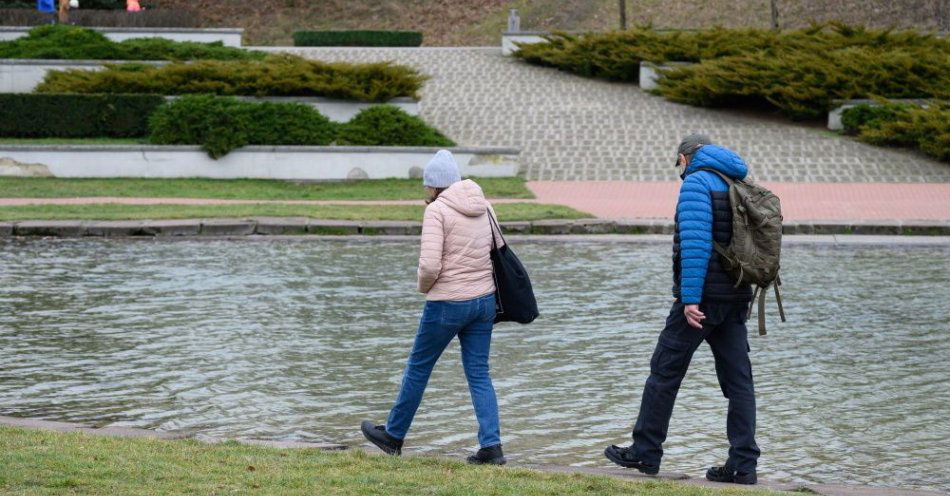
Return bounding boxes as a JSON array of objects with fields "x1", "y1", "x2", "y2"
[{"x1": 487, "y1": 209, "x2": 538, "y2": 324}]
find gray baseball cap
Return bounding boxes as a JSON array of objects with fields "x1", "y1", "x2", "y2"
[{"x1": 675, "y1": 133, "x2": 712, "y2": 166}]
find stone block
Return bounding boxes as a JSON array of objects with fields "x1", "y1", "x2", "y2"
[
  {"x1": 14, "y1": 221, "x2": 85, "y2": 237},
  {"x1": 613, "y1": 220, "x2": 653, "y2": 234},
  {"x1": 848, "y1": 221, "x2": 902, "y2": 236},
  {"x1": 361, "y1": 221, "x2": 422, "y2": 236},
  {"x1": 570, "y1": 219, "x2": 617, "y2": 234},
  {"x1": 85, "y1": 221, "x2": 146, "y2": 237},
  {"x1": 530, "y1": 220, "x2": 573, "y2": 235},
  {"x1": 0, "y1": 222, "x2": 13, "y2": 236},
  {"x1": 139, "y1": 220, "x2": 201, "y2": 236},
  {"x1": 308, "y1": 220, "x2": 361, "y2": 235},
  {"x1": 253, "y1": 217, "x2": 310, "y2": 235},
  {"x1": 200, "y1": 219, "x2": 256, "y2": 236},
  {"x1": 498, "y1": 221, "x2": 530, "y2": 234}
]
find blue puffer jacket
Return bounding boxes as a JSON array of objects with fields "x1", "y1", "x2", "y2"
[{"x1": 673, "y1": 145, "x2": 753, "y2": 304}]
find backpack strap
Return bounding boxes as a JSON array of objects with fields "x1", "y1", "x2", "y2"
[
  {"x1": 756, "y1": 287, "x2": 767, "y2": 336},
  {"x1": 774, "y1": 274, "x2": 787, "y2": 323}
]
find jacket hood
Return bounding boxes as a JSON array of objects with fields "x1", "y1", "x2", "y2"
[
  {"x1": 684, "y1": 145, "x2": 748, "y2": 180},
  {"x1": 436, "y1": 179, "x2": 488, "y2": 217}
]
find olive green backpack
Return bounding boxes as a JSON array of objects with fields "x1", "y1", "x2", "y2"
[{"x1": 700, "y1": 168, "x2": 787, "y2": 335}]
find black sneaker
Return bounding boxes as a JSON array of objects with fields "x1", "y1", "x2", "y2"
[
  {"x1": 705, "y1": 466, "x2": 757, "y2": 485},
  {"x1": 603, "y1": 444, "x2": 660, "y2": 475},
  {"x1": 360, "y1": 420, "x2": 403, "y2": 456},
  {"x1": 466, "y1": 445, "x2": 507, "y2": 465}
]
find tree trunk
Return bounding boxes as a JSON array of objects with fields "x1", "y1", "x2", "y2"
[
  {"x1": 619, "y1": 0, "x2": 627, "y2": 30},
  {"x1": 769, "y1": 0, "x2": 779, "y2": 30}
]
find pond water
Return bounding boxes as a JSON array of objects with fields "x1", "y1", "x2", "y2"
[{"x1": 1, "y1": 238, "x2": 948, "y2": 491}]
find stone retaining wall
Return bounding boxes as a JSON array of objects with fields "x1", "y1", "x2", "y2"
[
  {"x1": 2, "y1": 218, "x2": 947, "y2": 238},
  {"x1": 0, "y1": 145, "x2": 518, "y2": 180}
]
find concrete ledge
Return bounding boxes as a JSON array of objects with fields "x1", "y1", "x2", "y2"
[
  {"x1": 639, "y1": 61, "x2": 695, "y2": 90},
  {"x1": 501, "y1": 32, "x2": 548, "y2": 55},
  {"x1": 4, "y1": 218, "x2": 950, "y2": 238},
  {"x1": 0, "y1": 58, "x2": 166, "y2": 93},
  {"x1": 0, "y1": 26, "x2": 243, "y2": 46},
  {"x1": 0, "y1": 145, "x2": 520, "y2": 180}
]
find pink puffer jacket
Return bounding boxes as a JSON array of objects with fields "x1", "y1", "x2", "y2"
[{"x1": 418, "y1": 179, "x2": 504, "y2": 301}]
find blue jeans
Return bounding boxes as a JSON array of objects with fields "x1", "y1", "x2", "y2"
[
  {"x1": 632, "y1": 301, "x2": 760, "y2": 473},
  {"x1": 386, "y1": 293, "x2": 501, "y2": 448}
]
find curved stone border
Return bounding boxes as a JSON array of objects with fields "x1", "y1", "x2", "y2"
[
  {"x1": 0, "y1": 145, "x2": 519, "y2": 180},
  {"x1": 2, "y1": 218, "x2": 948, "y2": 238}
]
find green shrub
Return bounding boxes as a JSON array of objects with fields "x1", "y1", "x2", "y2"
[
  {"x1": 337, "y1": 105, "x2": 454, "y2": 147},
  {"x1": 37, "y1": 53, "x2": 426, "y2": 102},
  {"x1": 293, "y1": 30, "x2": 423, "y2": 47},
  {"x1": 0, "y1": 25, "x2": 265, "y2": 60},
  {"x1": 148, "y1": 95, "x2": 338, "y2": 158},
  {"x1": 840, "y1": 102, "x2": 913, "y2": 134},
  {"x1": 515, "y1": 24, "x2": 950, "y2": 119},
  {"x1": 843, "y1": 101, "x2": 949, "y2": 162},
  {"x1": 655, "y1": 45, "x2": 949, "y2": 119},
  {"x1": 0, "y1": 93, "x2": 164, "y2": 138}
]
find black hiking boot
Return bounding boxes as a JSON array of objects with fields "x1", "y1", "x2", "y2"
[
  {"x1": 360, "y1": 420, "x2": 403, "y2": 456},
  {"x1": 706, "y1": 466, "x2": 757, "y2": 485},
  {"x1": 603, "y1": 444, "x2": 660, "y2": 475},
  {"x1": 466, "y1": 445, "x2": 507, "y2": 465}
]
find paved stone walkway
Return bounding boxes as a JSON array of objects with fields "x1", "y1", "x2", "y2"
[
  {"x1": 259, "y1": 47, "x2": 950, "y2": 183},
  {"x1": 529, "y1": 182, "x2": 950, "y2": 221}
]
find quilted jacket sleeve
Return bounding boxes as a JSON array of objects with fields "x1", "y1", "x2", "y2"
[
  {"x1": 417, "y1": 204, "x2": 445, "y2": 294},
  {"x1": 677, "y1": 173, "x2": 713, "y2": 304}
]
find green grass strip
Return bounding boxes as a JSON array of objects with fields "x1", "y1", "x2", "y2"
[
  {"x1": 0, "y1": 177, "x2": 534, "y2": 201},
  {"x1": 0, "y1": 426, "x2": 772, "y2": 496},
  {"x1": 0, "y1": 203, "x2": 589, "y2": 222}
]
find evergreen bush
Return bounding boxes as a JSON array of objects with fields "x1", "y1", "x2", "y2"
[
  {"x1": 148, "y1": 95, "x2": 338, "y2": 158},
  {"x1": 0, "y1": 25, "x2": 264, "y2": 60},
  {"x1": 337, "y1": 105, "x2": 455, "y2": 147},
  {"x1": 842, "y1": 102, "x2": 949, "y2": 162},
  {"x1": 37, "y1": 53, "x2": 426, "y2": 102}
]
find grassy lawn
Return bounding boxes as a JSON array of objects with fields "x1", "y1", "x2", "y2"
[
  {"x1": 0, "y1": 137, "x2": 144, "y2": 145},
  {"x1": 0, "y1": 203, "x2": 589, "y2": 222},
  {"x1": 0, "y1": 426, "x2": 774, "y2": 496},
  {"x1": 0, "y1": 177, "x2": 535, "y2": 201}
]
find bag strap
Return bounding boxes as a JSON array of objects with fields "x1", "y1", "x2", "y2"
[
  {"x1": 697, "y1": 167, "x2": 735, "y2": 185},
  {"x1": 487, "y1": 207, "x2": 506, "y2": 247}
]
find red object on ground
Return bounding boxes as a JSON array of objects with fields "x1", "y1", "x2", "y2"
[{"x1": 527, "y1": 181, "x2": 950, "y2": 222}]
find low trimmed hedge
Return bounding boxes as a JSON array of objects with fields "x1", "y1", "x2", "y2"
[
  {"x1": 841, "y1": 101, "x2": 949, "y2": 162},
  {"x1": 0, "y1": 25, "x2": 263, "y2": 61},
  {"x1": 0, "y1": 93, "x2": 164, "y2": 138},
  {"x1": 515, "y1": 24, "x2": 950, "y2": 119},
  {"x1": 337, "y1": 105, "x2": 454, "y2": 147},
  {"x1": 293, "y1": 30, "x2": 423, "y2": 47},
  {"x1": 148, "y1": 95, "x2": 454, "y2": 158},
  {"x1": 36, "y1": 53, "x2": 426, "y2": 102}
]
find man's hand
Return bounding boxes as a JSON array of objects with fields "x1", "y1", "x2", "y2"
[{"x1": 684, "y1": 304, "x2": 705, "y2": 329}]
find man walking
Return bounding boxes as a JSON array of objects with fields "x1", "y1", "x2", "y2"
[{"x1": 604, "y1": 134, "x2": 760, "y2": 484}]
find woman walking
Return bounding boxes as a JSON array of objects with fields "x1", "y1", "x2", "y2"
[{"x1": 361, "y1": 150, "x2": 506, "y2": 465}]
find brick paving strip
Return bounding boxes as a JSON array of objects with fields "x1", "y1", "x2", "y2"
[{"x1": 2, "y1": 416, "x2": 943, "y2": 496}]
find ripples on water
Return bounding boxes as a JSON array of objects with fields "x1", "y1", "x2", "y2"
[{"x1": 1, "y1": 238, "x2": 948, "y2": 491}]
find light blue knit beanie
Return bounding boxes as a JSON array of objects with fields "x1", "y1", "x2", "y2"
[{"x1": 423, "y1": 150, "x2": 462, "y2": 188}]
